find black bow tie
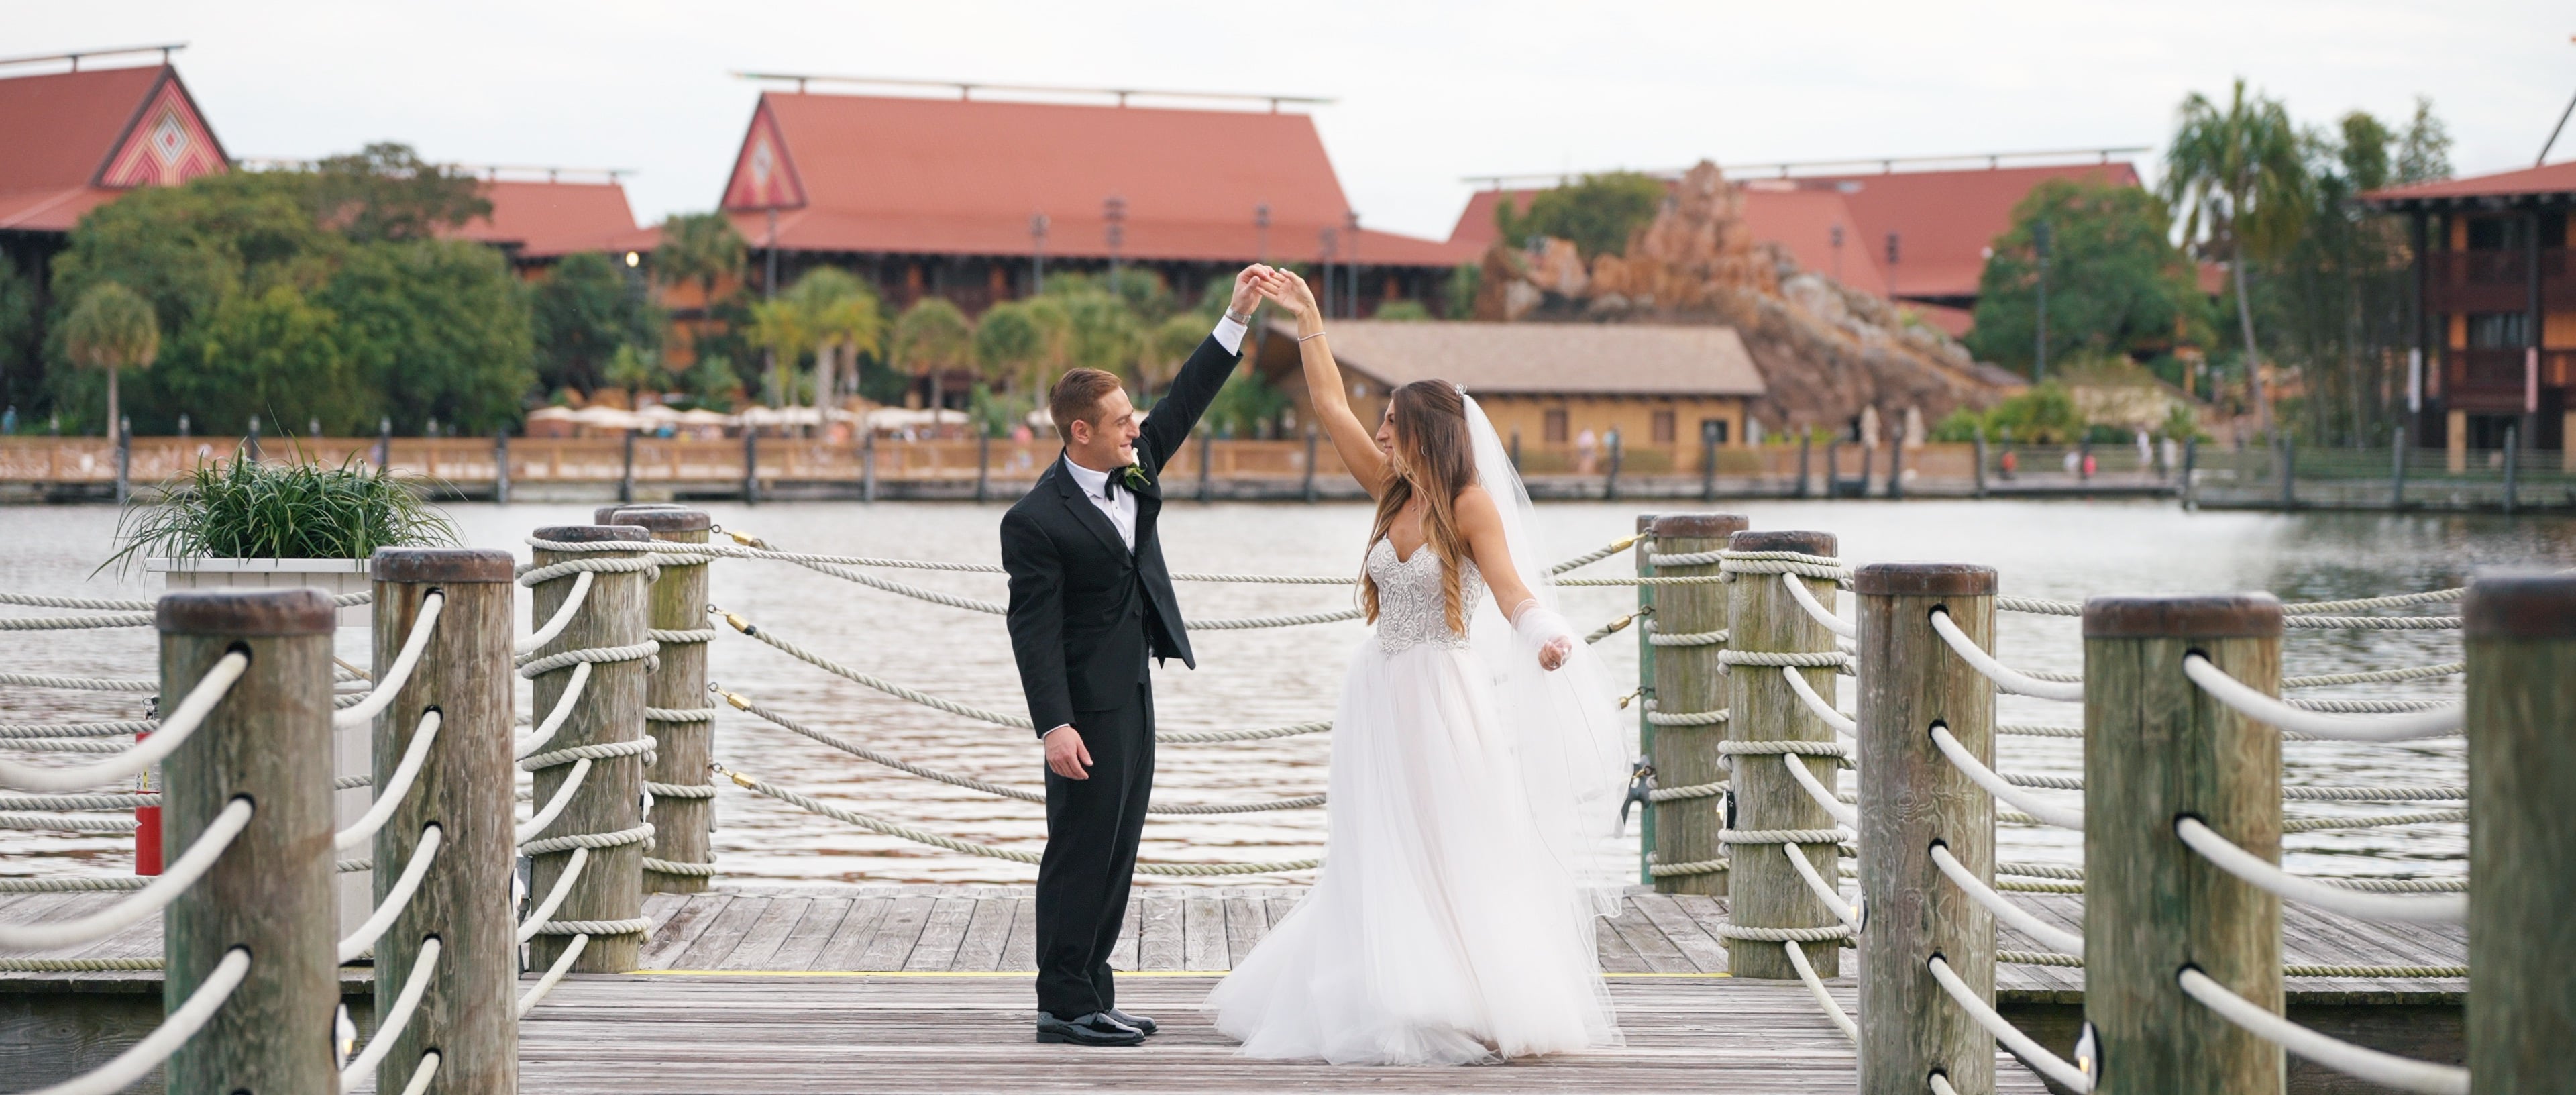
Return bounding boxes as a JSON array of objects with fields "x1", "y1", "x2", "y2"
[{"x1": 1099, "y1": 475, "x2": 1118, "y2": 501}]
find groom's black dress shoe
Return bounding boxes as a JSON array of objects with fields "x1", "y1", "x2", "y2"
[
  {"x1": 1037, "y1": 1012, "x2": 1145, "y2": 1046},
  {"x1": 1105, "y1": 1008, "x2": 1157, "y2": 1035}
]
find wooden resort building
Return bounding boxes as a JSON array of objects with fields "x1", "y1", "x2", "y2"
[
  {"x1": 1452, "y1": 151, "x2": 2148, "y2": 337},
  {"x1": 1249, "y1": 319, "x2": 1766, "y2": 471},
  {"x1": 2362, "y1": 162, "x2": 2576, "y2": 454},
  {"x1": 714, "y1": 77, "x2": 1475, "y2": 319}
]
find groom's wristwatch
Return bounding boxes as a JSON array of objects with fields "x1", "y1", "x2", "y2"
[{"x1": 1226, "y1": 309, "x2": 1251, "y2": 326}]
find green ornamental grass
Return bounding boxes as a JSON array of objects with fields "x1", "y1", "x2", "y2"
[{"x1": 107, "y1": 456, "x2": 457, "y2": 573}]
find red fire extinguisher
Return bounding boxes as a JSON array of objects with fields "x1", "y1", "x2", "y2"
[{"x1": 134, "y1": 729, "x2": 161, "y2": 876}]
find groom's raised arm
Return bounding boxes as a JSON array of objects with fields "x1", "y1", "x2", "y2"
[
  {"x1": 1002, "y1": 509, "x2": 1075, "y2": 738},
  {"x1": 1137, "y1": 265, "x2": 1267, "y2": 475}
]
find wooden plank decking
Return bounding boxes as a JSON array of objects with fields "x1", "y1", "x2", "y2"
[{"x1": 0, "y1": 883, "x2": 2468, "y2": 1092}]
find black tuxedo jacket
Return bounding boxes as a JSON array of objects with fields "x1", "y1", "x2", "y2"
[{"x1": 1001, "y1": 333, "x2": 1240, "y2": 737}]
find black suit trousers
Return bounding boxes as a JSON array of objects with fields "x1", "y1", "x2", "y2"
[{"x1": 1034, "y1": 681, "x2": 1154, "y2": 1020}]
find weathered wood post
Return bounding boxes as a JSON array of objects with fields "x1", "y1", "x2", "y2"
[
  {"x1": 1644, "y1": 513, "x2": 1746, "y2": 896},
  {"x1": 1825, "y1": 442, "x2": 1841, "y2": 500},
  {"x1": 115, "y1": 418, "x2": 131, "y2": 504},
  {"x1": 524, "y1": 525, "x2": 653, "y2": 972},
  {"x1": 1197, "y1": 425, "x2": 1213, "y2": 501},
  {"x1": 2389, "y1": 425, "x2": 2407, "y2": 509},
  {"x1": 741, "y1": 429, "x2": 759, "y2": 504},
  {"x1": 2277, "y1": 437, "x2": 2294, "y2": 509},
  {"x1": 2181, "y1": 437, "x2": 2199, "y2": 509},
  {"x1": 370, "y1": 549, "x2": 519, "y2": 1094},
  {"x1": 620, "y1": 429, "x2": 637, "y2": 503},
  {"x1": 600, "y1": 505, "x2": 718, "y2": 892},
  {"x1": 1631, "y1": 513, "x2": 1659, "y2": 885},
  {"x1": 493, "y1": 431, "x2": 511, "y2": 505},
  {"x1": 1972, "y1": 429, "x2": 1988, "y2": 499},
  {"x1": 1301, "y1": 423, "x2": 1319, "y2": 503},
  {"x1": 2502, "y1": 424, "x2": 2520, "y2": 515},
  {"x1": 1721, "y1": 529, "x2": 1845, "y2": 979},
  {"x1": 2084, "y1": 594, "x2": 2283, "y2": 1094},
  {"x1": 1795, "y1": 433, "x2": 1812, "y2": 499},
  {"x1": 2465, "y1": 571, "x2": 2576, "y2": 1090},
  {"x1": 1888, "y1": 434, "x2": 1906, "y2": 499},
  {"x1": 1700, "y1": 420, "x2": 1720, "y2": 501},
  {"x1": 1856, "y1": 564, "x2": 1997, "y2": 1095},
  {"x1": 1603, "y1": 429, "x2": 1623, "y2": 500},
  {"x1": 861, "y1": 430, "x2": 877, "y2": 503},
  {"x1": 160, "y1": 588, "x2": 336, "y2": 1094},
  {"x1": 976, "y1": 429, "x2": 992, "y2": 503}
]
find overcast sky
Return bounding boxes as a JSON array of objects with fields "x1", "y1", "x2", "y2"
[{"x1": 15, "y1": 1, "x2": 2575, "y2": 241}]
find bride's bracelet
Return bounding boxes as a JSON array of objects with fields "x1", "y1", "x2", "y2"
[{"x1": 1297, "y1": 329, "x2": 1328, "y2": 343}]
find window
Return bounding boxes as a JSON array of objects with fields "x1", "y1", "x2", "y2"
[
  {"x1": 2465, "y1": 217, "x2": 2523, "y2": 251},
  {"x1": 1543, "y1": 409, "x2": 1569, "y2": 444},
  {"x1": 2467, "y1": 314, "x2": 2529, "y2": 348},
  {"x1": 1651, "y1": 410, "x2": 1676, "y2": 444},
  {"x1": 1701, "y1": 419, "x2": 1730, "y2": 445}
]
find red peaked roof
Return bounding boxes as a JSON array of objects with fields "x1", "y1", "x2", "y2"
[
  {"x1": 0, "y1": 64, "x2": 228, "y2": 232},
  {"x1": 2359, "y1": 160, "x2": 2576, "y2": 208},
  {"x1": 720, "y1": 91, "x2": 1471, "y2": 268},
  {"x1": 449, "y1": 179, "x2": 647, "y2": 258},
  {"x1": 1448, "y1": 161, "x2": 2142, "y2": 303}
]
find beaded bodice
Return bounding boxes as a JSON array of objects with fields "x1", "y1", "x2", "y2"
[{"x1": 1366, "y1": 538, "x2": 1483, "y2": 654}]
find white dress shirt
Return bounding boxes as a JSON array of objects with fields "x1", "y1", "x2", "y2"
[{"x1": 1058, "y1": 312, "x2": 1247, "y2": 554}]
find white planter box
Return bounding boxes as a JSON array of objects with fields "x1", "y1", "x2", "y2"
[
  {"x1": 145, "y1": 557, "x2": 372, "y2": 626},
  {"x1": 146, "y1": 556, "x2": 376, "y2": 936}
]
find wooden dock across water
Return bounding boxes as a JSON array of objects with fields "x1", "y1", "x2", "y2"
[{"x1": 0, "y1": 883, "x2": 2467, "y2": 1092}]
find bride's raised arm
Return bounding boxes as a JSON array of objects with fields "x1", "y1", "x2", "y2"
[
  {"x1": 1455, "y1": 486, "x2": 1576, "y2": 670},
  {"x1": 1257, "y1": 271, "x2": 1392, "y2": 498}
]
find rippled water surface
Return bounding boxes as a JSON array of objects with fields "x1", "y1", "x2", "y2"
[{"x1": 5, "y1": 499, "x2": 2569, "y2": 885}]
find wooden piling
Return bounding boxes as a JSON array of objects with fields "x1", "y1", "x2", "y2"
[
  {"x1": 1722, "y1": 529, "x2": 1844, "y2": 980},
  {"x1": 620, "y1": 429, "x2": 637, "y2": 503},
  {"x1": 369, "y1": 549, "x2": 519, "y2": 1094},
  {"x1": 1631, "y1": 513, "x2": 1660, "y2": 886},
  {"x1": 2465, "y1": 572, "x2": 2576, "y2": 1091},
  {"x1": 159, "y1": 589, "x2": 337, "y2": 1095},
  {"x1": 601, "y1": 506, "x2": 718, "y2": 893},
  {"x1": 527, "y1": 524, "x2": 651, "y2": 972},
  {"x1": 1301, "y1": 425, "x2": 1319, "y2": 503},
  {"x1": 2083, "y1": 594, "x2": 2283, "y2": 1094},
  {"x1": 2389, "y1": 425, "x2": 2406, "y2": 509},
  {"x1": 494, "y1": 431, "x2": 511, "y2": 504},
  {"x1": 742, "y1": 431, "x2": 759, "y2": 504},
  {"x1": 1855, "y1": 564, "x2": 1996, "y2": 1095},
  {"x1": 1700, "y1": 421, "x2": 1719, "y2": 501},
  {"x1": 862, "y1": 431, "x2": 877, "y2": 503},
  {"x1": 1646, "y1": 514, "x2": 1745, "y2": 898}
]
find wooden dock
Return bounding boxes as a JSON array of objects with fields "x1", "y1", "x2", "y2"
[{"x1": 0, "y1": 883, "x2": 2467, "y2": 1092}]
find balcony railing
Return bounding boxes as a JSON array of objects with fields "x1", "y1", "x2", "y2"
[{"x1": 2425, "y1": 248, "x2": 2576, "y2": 311}]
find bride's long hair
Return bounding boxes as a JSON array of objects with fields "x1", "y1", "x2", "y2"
[{"x1": 1360, "y1": 380, "x2": 1477, "y2": 637}]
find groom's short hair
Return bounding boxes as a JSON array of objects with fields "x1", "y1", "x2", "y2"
[{"x1": 1049, "y1": 368, "x2": 1122, "y2": 442}]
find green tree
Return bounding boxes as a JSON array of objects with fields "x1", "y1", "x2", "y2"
[
  {"x1": 1967, "y1": 179, "x2": 2209, "y2": 377},
  {"x1": 0, "y1": 253, "x2": 38, "y2": 416},
  {"x1": 1442, "y1": 262, "x2": 1481, "y2": 319},
  {"x1": 1141, "y1": 313, "x2": 1208, "y2": 395},
  {"x1": 784, "y1": 268, "x2": 883, "y2": 414},
  {"x1": 1055, "y1": 291, "x2": 1142, "y2": 390},
  {"x1": 2163, "y1": 79, "x2": 2310, "y2": 433},
  {"x1": 1493, "y1": 172, "x2": 1668, "y2": 258},
  {"x1": 1372, "y1": 299, "x2": 1433, "y2": 321},
  {"x1": 604, "y1": 344, "x2": 661, "y2": 409},
  {"x1": 973, "y1": 299, "x2": 1052, "y2": 396},
  {"x1": 532, "y1": 251, "x2": 659, "y2": 396},
  {"x1": 743, "y1": 297, "x2": 809, "y2": 409},
  {"x1": 316, "y1": 239, "x2": 534, "y2": 435},
  {"x1": 2393, "y1": 97, "x2": 2453, "y2": 185},
  {"x1": 891, "y1": 296, "x2": 974, "y2": 412},
  {"x1": 1205, "y1": 370, "x2": 1288, "y2": 438},
  {"x1": 61, "y1": 282, "x2": 159, "y2": 436},
  {"x1": 1929, "y1": 382, "x2": 2090, "y2": 444},
  {"x1": 654, "y1": 212, "x2": 747, "y2": 302},
  {"x1": 301, "y1": 143, "x2": 491, "y2": 243},
  {"x1": 178, "y1": 284, "x2": 370, "y2": 435}
]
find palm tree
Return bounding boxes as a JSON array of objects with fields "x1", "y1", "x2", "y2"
[
  {"x1": 784, "y1": 268, "x2": 883, "y2": 423},
  {"x1": 743, "y1": 297, "x2": 809, "y2": 412},
  {"x1": 892, "y1": 297, "x2": 975, "y2": 417},
  {"x1": 604, "y1": 343, "x2": 663, "y2": 411},
  {"x1": 1142, "y1": 313, "x2": 1210, "y2": 397},
  {"x1": 62, "y1": 282, "x2": 158, "y2": 437},
  {"x1": 653, "y1": 212, "x2": 747, "y2": 307},
  {"x1": 2162, "y1": 79, "x2": 2310, "y2": 434},
  {"x1": 972, "y1": 301, "x2": 1049, "y2": 399}
]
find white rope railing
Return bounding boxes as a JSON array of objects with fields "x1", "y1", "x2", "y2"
[
  {"x1": 2181, "y1": 656, "x2": 2463, "y2": 742},
  {"x1": 1929, "y1": 610, "x2": 2084, "y2": 700},
  {"x1": 517, "y1": 571, "x2": 592, "y2": 654},
  {"x1": 21, "y1": 946, "x2": 248, "y2": 1095},
  {"x1": 1929, "y1": 953, "x2": 2092, "y2": 1092},
  {"x1": 1930, "y1": 842, "x2": 2084, "y2": 957},
  {"x1": 0, "y1": 796, "x2": 252, "y2": 950},
  {"x1": 1782, "y1": 938, "x2": 1858, "y2": 1043},
  {"x1": 2177, "y1": 967, "x2": 2467, "y2": 1094},
  {"x1": 515, "y1": 932, "x2": 588, "y2": 1017},
  {"x1": 516, "y1": 847, "x2": 589, "y2": 945},
  {"x1": 341, "y1": 936, "x2": 440, "y2": 1093},
  {"x1": 1780, "y1": 666, "x2": 1857, "y2": 737},
  {"x1": 514, "y1": 662, "x2": 590, "y2": 759},
  {"x1": 1780, "y1": 572, "x2": 1856, "y2": 638},
  {"x1": 1782, "y1": 843, "x2": 1862, "y2": 932},
  {"x1": 2172, "y1": 817, "x2": 2466, "y2": 924},
  {"x1": 335, "y1": 710, "x2": 439, "y2": 851},
  {"x1": 1930, "y1": 725, "x2": 2084, "y2": 829},
  {"x1": 0, "y1": 611, "x2": 156, "y2": 631},
  {"x1": 395, "y1": 1053, "x2": 440, "y2": 1095},
  {"x1": 0, "y1": 671, "x2": 158, "y2": 692},
  {"x1": 1781, "y1": 753, "x2": 1858, "y2": 828},
  {"x1": 0, "y1": 651, "x2": 245, "y2": 792},
  {"x1": 331, "y1": 593, "x2": 443, "y2": 729},
  {"x1": 337, "y1": 825, "x2": 443, "y2": 963},
  {"x1": 516, "y1": 759, "x2": 591, "y2": 845}
]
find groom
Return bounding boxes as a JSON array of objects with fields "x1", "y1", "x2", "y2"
[{"x1": 1002, "y1": 264, "x2": 1271, "y2": 1046}]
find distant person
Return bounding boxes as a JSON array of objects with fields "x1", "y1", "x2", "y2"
[
  {"x1": 1001, "y1": 264, "x2": 1271, "y2": 1048},
  {"x1": 1, "y1": 406, "x2": 14, "y2": 435},
  {"x1": 1575, "y1": 427, "x2": 1599, "y2": 475},
  {"x1": 1999, "y1": 448, "x2": 2018, "y2": 480}
]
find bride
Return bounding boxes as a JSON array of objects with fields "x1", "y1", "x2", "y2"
[{"x1": 1203, "y1": 270, "x2": 1631, "y2": 1065}]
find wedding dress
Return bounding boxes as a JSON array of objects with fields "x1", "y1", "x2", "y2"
[{"x1": 1205, "y1": 398, "x2": 1630, "y2": 1064}]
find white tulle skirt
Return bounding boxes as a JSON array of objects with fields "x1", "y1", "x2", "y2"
[{"x1": 1203, "y1": 640, "x2": 1623, "y2": 1064}]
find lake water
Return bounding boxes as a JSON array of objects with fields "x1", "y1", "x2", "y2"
[{"x1": 5, "y1": 498, "x2": 2567, "y2": 886}]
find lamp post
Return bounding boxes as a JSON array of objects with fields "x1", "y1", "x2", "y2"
[
  {"x1": 1254, "y1": 203, "x2": 1271, "y2": 264},
  {"x1": 1030, "y1": 213, "x2": 1050, "y2": 295},
  {"x1": 1346, "y1": 211, "x2": 1361, "y2": 319},
  {"x1": 1830, "y1": 223, "x2": 1844, "y2": 282},
  {"x1": 1884, "y1": 231, "x2": 1902, "y2": 303},
  {"x1": 1104, "y1": 195, "x2": 1127, "y2": 295},
  {"x1": 2033, "y1": 219, "x2": 2051, "y2": 383}
]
